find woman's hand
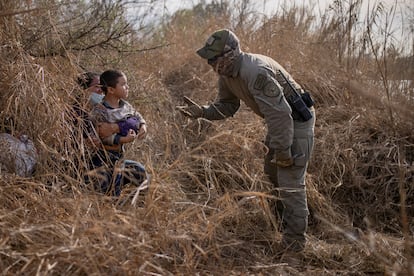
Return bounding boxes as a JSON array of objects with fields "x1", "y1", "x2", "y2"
[
  {"x1": 124, "y1": 129, "x2": 137, "y2": 143},
  {"x1": 97, "y1": 122, "x2": 119, "y2": 138},
  {"x1": 85, "y1": 135, "x2": 101, "y2": 148},
  {"x1": 137, "y1": 123, "x2": 147, "y2": 140}
]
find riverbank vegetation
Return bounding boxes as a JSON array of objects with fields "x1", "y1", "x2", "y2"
[{"x1": 0, "y1": 0, "x2": 413, "y2": 274}]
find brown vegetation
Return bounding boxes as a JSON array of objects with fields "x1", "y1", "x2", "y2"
[{"x1": 0, "y1": 0, "x2": 413, "y2": 275}]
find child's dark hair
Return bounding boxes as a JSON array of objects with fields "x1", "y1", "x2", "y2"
[
  {"x1": 100, "y1": 70, "x2": 124, "y2": 94},
  {"x1": 77, "y1": 71, "x2": 100, "y2": 89}
]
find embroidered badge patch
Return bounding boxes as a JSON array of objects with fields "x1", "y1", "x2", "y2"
[
  {"x1": 263, "y1": 81, "x2": 281, "y2": 97},
  {"x1": 254, "y1": 74, "x2": 267, "y2": 90},
  {"x1": 206, "y1": 36, "x2": 215, "y2": 45}
]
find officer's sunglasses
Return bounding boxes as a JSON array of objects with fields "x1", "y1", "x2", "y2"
[{"x1": 207, "y1": 50, "x2": 232, "y2": 65}]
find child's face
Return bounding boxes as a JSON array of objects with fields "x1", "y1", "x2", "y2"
[{"x1": 111, "y1": 74, "x2": 129, "y2": 99}]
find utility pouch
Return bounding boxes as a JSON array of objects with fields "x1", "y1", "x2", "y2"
[
  {"x1": 288, "y1": 94, "x2": 313, "y2": 121},
  {"x1": 277, "y1": 71, "x2": 314, "y2": 122},
  {"x1": 301, "y1": 91, "x2": 314, "y2": 108}
]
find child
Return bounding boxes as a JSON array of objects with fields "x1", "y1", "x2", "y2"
[
  {"x1": 91, "y1": 70, "x2": 146, "y2": 146},
  {"x1": 90, "y1": 69, "x2": 147, "y2": 196},
  {"x1": 73, "y1": 71, "x2": 141, "y2": 148}
]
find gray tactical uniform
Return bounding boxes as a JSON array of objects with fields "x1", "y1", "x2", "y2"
[{"x1": 202, "y1": 52, "x2": 315, "y2": 250}]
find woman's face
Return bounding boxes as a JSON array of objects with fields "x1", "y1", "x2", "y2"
[{"x1": 87, "y1": 76, "x2": 102, "y2": 94}]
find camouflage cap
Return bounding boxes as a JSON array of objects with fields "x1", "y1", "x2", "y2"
[{"x1": 196, "y1": 29, "x2": 232, "y2": 59}]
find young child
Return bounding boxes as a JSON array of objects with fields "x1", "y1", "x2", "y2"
[
  {"x1": 73, "y1": 71, "x2": 141, "y2": 148},
  {"x1": 90, "y1": 69, "x2": 147, "y2": 196},
  {"x1": 91, "y1": 70, "x2": 146, "y2": 146}
]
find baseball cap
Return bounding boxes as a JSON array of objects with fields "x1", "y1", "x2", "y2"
[{"x1": 196, "y1": 29, "x2": 230, "y2": 59}]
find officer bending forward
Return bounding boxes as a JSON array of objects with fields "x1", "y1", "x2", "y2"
[{"x1": 178, "y1": 29, "x2": 315, "y2": 253}]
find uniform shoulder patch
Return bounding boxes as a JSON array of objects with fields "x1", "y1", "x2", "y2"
[
  {"x1": 253, "y1": 73, "x2": 267, "y2": 90},
  {"x1": 263, "y1": 81, "x2": 281, "y2": 97}
]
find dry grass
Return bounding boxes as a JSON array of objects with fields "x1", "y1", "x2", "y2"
[{"x1": 0, "y1": 1, "x2": 413, "y2": 275}]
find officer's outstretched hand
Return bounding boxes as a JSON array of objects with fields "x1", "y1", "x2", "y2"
[{"x1": 176, "y1": 96, "x2": 204, "y2": 119}]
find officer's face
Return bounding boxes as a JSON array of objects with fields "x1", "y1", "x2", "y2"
[{"x1": 207, "y1": 50, "x2": 231, "y2": 66}]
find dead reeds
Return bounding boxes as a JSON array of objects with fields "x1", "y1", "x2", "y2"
[{"x1": 0, "y1": 0, "x2": 413, "y2": 275}]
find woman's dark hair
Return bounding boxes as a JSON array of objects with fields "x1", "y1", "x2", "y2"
[
  {"x1": 77, "y1": 71, "x2": 100, "y2": 89},
  {"x1": 100, "y1": 70, "x2": 124, "y2": 94}
]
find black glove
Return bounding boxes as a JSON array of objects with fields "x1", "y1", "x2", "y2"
[{"x1": 176, "y1": 96, "x2": 204, "y2": 119}]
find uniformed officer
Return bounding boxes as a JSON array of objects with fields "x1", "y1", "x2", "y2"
[{"x1": 177, "y1": 29, "x2": 315, "y2": 253}]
